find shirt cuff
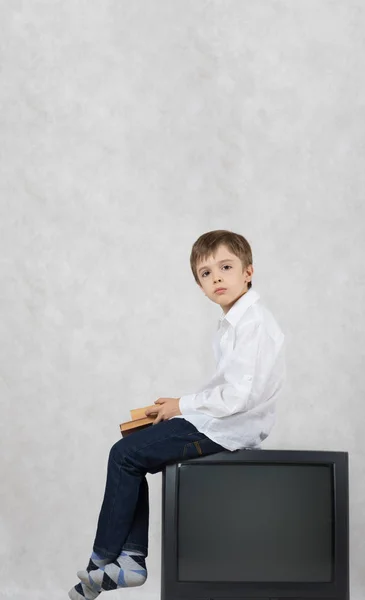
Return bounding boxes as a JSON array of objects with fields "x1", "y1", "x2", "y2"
[{"x1": 179, "y1": 394, "x2": 197, "y2": 414}]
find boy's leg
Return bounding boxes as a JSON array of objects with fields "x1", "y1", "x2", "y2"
[
  {"x1": 69, "y1": 418, "x2": 226, "y2": 598},
  {"x1": 77, "y1": 477, "x2": 150, "y2": 595},
  {"x1": 122, "y1": 474, "x2": 149, "y2": 555},
  {"x1": 92, "y1": 416, "x2": 225, "y2": 559}
]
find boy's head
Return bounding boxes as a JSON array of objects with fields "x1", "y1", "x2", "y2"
[{"x1": 190, "y1": 230, "x2": 254, "y2": 314}]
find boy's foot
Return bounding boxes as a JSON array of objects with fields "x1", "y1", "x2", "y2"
[
  {"x1": 68, "y1": 550, "x2": 110, "y2": 599},
  {"x1": 68, "y1": 581, "x2": 100, "y2": 600},
  {"x1": 77, "y1": 550, "x2": 147, "y2": 591},
  {"x1": 85, "y1": 551, "x2": 110, "y2": 573}
]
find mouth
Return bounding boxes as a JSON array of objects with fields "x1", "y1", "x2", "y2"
[{"x1": 215, "y1": 288, "x2": 227, "y2": 294}]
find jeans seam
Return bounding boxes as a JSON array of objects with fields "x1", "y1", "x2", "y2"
[
  {"x1": 93, "y1": 545, "x2": 121, "y2": 560},
  {"x1": 103, "y1": 454, "x2": 124, "y2": 543},
  {"x1": 129, "y1": 422, "x2": 201, "y2": 456},
  {"x1": 123, "y1": 542, "x2": 148, "y2": 549}
]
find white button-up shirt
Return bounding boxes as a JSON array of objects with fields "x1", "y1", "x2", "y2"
[{"x1": 171, "y1": 288, "x2": 286, "y2": 451}]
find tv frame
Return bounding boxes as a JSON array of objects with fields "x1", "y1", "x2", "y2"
[{"x1": 161, "y1": 449, "x2": 349, "y2": 600}]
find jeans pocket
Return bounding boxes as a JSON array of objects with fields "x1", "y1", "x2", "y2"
[
  {"x1": 183, "y1": 439, "x2": 204, "y2": 458},
  {"x1": 183, "y1": 435, "x2": 224, "y2": 459}
]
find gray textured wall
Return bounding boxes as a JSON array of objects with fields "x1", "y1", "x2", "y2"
[{"x1": 1, "y1": 1, "x2": 364, "y2": 599}]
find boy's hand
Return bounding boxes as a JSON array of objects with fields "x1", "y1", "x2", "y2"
[{"x1": 145, "y1": 397, "x2": 181, "y2": 425}]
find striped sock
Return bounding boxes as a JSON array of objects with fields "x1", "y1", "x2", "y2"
[{"x1": 77, "y1": 549, "x2": 147, "y2": 591}]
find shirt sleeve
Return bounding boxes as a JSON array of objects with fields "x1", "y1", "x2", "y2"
[{"x1": 179, "y1": 319, "x2": 263, "y2": 418}]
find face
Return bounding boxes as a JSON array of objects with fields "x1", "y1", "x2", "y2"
[{"x1": 196, "y1": 244, "x2": 254, "y2": 314}]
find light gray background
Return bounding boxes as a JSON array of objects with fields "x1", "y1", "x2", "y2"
[{"x1": 1, "y1": 1, "x2": 364, "y2": 599}]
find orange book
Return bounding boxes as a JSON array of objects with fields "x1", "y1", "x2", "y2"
[
  {"x1": 130, "y1": 404, "x2": 157, "y2": 421},
  {"x1": 120, "y1": 404, "x2": 159, "y2": 438}
]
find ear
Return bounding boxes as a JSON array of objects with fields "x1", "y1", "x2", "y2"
[{"x1": 246, "y1": 264, "x2": 254, "y2": 281}]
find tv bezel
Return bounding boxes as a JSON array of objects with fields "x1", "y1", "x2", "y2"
[{"x1": 161, "y1": 449, "x2": 349, "y2": 600}]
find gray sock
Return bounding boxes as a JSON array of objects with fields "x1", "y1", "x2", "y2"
[
  {"x1": 78, "y1": 549, "x2": 147, "y2": 591},
  {"x1": 69, "y1": 551, "x2": 110, "y2": 599},
  {"x1": 68, "y1": 581, "x2": 100, "y2": 600}
]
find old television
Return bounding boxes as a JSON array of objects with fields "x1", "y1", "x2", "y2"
[{"x1": 161, "y1": 449, "x2": 349, "y2": 600}]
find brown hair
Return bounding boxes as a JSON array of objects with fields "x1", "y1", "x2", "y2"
[{"x1": 190, "y1": 230, "x2": 253, "y2": 289}]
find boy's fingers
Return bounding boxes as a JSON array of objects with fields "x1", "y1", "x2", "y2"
[{"x1": 146, "y1": 405, "x2": 160, "y2": 416}]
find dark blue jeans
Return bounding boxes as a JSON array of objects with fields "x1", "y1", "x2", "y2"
[{"x1": 92, "y1": 417, "x2": 227, "y2": 559}]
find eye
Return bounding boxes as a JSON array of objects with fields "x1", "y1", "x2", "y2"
[{"x1": 201, "y1": 265, "x2": 232, "y2": 278}]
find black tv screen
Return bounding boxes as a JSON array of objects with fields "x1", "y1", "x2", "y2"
[
  {"x1": 161, "y1": 449, "x2": 349, "y2": 600},
  {"x1": 177, "y1": 464, "x2": 333, "y2": 582}
]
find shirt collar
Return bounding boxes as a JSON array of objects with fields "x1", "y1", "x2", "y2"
[{"x1": 218, "y1": 288, "x2": 260, "y2": 328}]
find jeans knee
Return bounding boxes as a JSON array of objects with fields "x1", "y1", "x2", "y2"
[
  {"x1": 107, "y1": 433, "x2": 150, "y2": 478},
  {"x1": 109, "y1": 438, "x2": 127, "y2": 465},
  {"x1": 109, "y1": 438, "x2": 141, "y2": 471}
]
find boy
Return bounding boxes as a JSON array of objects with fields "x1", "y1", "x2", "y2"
[{"x1": 69, "y1": 229, "x2": 285, "y2": 600}]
